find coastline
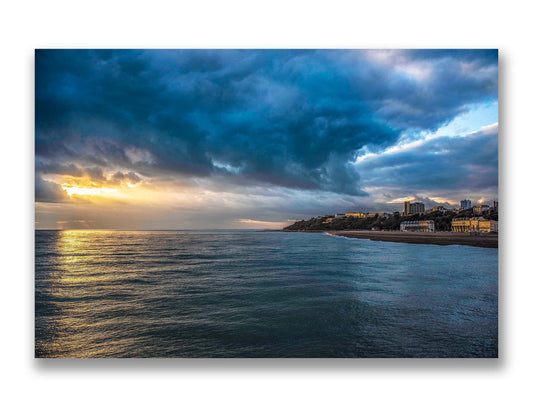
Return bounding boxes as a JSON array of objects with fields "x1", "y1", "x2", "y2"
[{"x1": 324, "y1": 230, "x2": 498, "y2": 248}]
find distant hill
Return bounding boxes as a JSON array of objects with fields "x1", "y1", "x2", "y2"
[{"x1": 283, "y1": 209, "x2": 498, "y2": 232}]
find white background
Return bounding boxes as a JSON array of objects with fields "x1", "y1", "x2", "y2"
[{"x1": 1, "y1": 1, "x2": 531, "y2": 406}]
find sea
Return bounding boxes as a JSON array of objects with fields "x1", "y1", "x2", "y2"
[{"x1": 35, "y1": 230, "x2": 498, "y2": 358}]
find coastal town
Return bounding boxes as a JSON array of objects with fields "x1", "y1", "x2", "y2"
[
  {"x1": 283, "y1": 199, "x2": 498, "y2": 248},
  {"x1": 284, "y1": 199, "x2": 498, "y2": 235}
]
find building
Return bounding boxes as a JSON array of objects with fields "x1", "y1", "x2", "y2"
[
  {"x1": 403, "y1": 201, "x2": 425, "y2": 215},
  {"x1": 479, "y1": 219, "x2": 498, "y2": 233},
  {"x1": 451, "y1": 218, "x2": 477, "y2": 232},
  {"x1": 493, "y1": 201, "x2": 498, "y2": 212},
  {"x1": 430, "y1": 206, "x2": 446, "y2": 213},
  {"x1": 400, "y1": 220, "x2": 435, "y2": 232},
  {"x1": 403, "y1": 201, "x2": 410, "y2": 216},
  {"x1": 346, "y1": 212, "x2": 390, "y2": 219},
  {"x1": 473, "y1": 204, "x2": 490, "y2": 214},
  {"x1": 410, "y1": 202, "x2": 425, "y2": 214},
  {"x1": 345, "y1": 212, "x2": 368, "y2": 218},
  {"x1": 460, "y1": 199, "x2": 472, "y2": 209},
  {"x1": 451, "y1": 217, "x2": 498, "y2": 233},
  {"x1": 334, "y1": 213, "x2": 346, "y2": 218}
]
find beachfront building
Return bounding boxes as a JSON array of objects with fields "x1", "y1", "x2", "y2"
[
  {"x1": 480, "y1": 219, "x2": 498, "y2": 233},
  {"x1": 451, "y1": 217, "x2": 498, "y2": 233},
  {"x1": 461, "y1": 199, "x2": 472, "y2": 209},
  {"x1": 400, "y1": 220, "x2": 435, "y2": 232},
  {"x1": 452, "y1": 218, "x2": 474, "y2": 232}
]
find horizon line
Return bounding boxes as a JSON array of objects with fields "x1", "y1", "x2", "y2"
[{"x1": 35, "y1": 228, "x2": 283, "y2": 232}]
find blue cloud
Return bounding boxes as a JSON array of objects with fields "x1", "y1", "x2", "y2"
[
  {"x1": 35, "y1": 49, "x2": 498, "y2": 201},
  {"x1": 355, "y1": 124, "x2": 499, "y2": 195}
]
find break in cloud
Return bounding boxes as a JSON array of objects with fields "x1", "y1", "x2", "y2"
[
  {"x1": 35, "y1": 49, "x2": 498, "y2": 229},
  {"x1": 354, "y1": 122, "x2": 499, "y2": 206}
]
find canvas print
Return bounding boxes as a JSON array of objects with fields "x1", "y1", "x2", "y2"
[{"x1": 35, "y1": 49, "x2": 498, "y2": 358}]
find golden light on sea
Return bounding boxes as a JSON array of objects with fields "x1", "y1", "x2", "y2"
[{"x1": 38, "y1": 230, "x2": 143, "y2": 357}]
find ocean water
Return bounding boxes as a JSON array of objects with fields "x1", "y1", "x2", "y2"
[{"x1": 35, "y1": 230, "x2": 498, "y2": 358}]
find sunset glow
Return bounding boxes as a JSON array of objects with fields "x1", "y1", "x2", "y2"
[
  {"x1": 62, "y1": 185, "x2": 117, "y2": 197},
  {"x1": 35, "y1": 50, "x2": 498, "y2": 230}
]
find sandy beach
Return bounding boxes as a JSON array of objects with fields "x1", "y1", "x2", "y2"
[{"x1": 327, "y1": 230, "x2": 498, "y2": 248}]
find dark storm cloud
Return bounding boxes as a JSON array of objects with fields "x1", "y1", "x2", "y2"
[
  {"x1": 404, "y1": 49, "x2": 497, "y2": 63},
  {"x1": 355, "y1": 124, "x2": 499, "y2": 194},
  {"x1": 35, "y1": 175, "x2": 69, "y2": 202},
  {"x1": 35, "y1": 49, "x2": 498, "y2": 201},
  {"x1": 111, "y1": 171, "x2": 141, "y2": 185},
  {"x1": 35, "y1": 161, "x2": 84, "y2": 177}
]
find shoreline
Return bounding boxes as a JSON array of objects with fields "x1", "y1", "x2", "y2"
[{"x1": 323, "y1": 230, "x2": 498, "y2": 248}]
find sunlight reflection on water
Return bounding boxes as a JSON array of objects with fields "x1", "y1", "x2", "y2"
[{"x1": 35, "y1": 230, "x2": 498, "y2": 358}]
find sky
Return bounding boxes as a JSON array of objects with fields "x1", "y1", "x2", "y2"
[{"x1": 35, "y1": 49, "x2": 498, "y2": 230}]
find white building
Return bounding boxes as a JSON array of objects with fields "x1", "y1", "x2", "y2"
[{"x1": 400, "y1": 220, "x2": 435, "y2": 232}]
